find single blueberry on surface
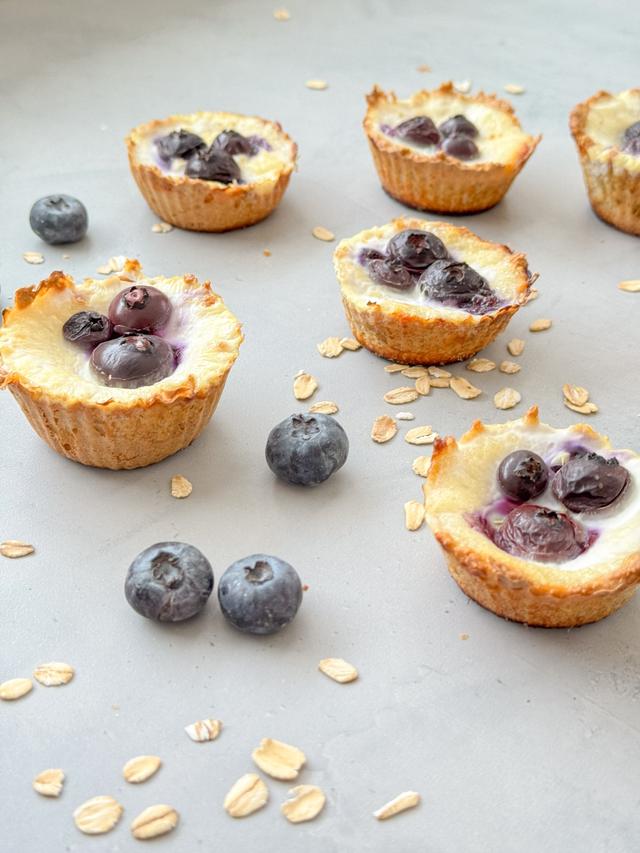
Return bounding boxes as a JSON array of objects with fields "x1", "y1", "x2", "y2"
[
  {"x1": 358, "y1": 247, "x2": 385, "y2": 266},
  {"x1": 442, "y1": 134, "x2": 479, "y2": 160},
  {"x1": 90, "y1": 334, "x2": 175, "y2": 389},
  {"x1": 387, "y1": 229, "x2": 449, "y2": 271},
  {"x1": 108, "y1": 285, "x2": 172, "y2": 334},
  {"x1": 419, "y1": 259, "x2": 500, "y2": 313},
  {"x1": 185, "y1": 148, "x2": 241, "y2": 183},
  {"x1": 155, "y1": 129, "x2": 205, "y2": 161},
  {"x1": 125, "y1": 542, "x2": 213, "y2": 622},
  {"x1": 62, "y1": 311, "x2": 112, "y2": 345},
  {"x1": 551, "y1": 452, "x2": 629, "y2": 512},
  {"x1": 494, "y1": 504, "x2": 589, "y2": 562},
  {"x1": 393, "y1": 116, "x2": 441, "y2": 146},
  {"x1": 212, "y1": 129, "x2": 255, "y2": 156},
  {"x1": 217, "y1": 554, "x2": 302, "y2": 635},
  {"x1": 439, "y1": 114, "x2": 479, "y2": 139},
  {"x1": 497, "y1": 450, "x2": 548, "y2": 502},
  {"x1": 29, "y1": 195, "x2": 88, "y2": 245},
  {"x1": 265, "y1": 413, "x2": 349, "y2": 486},
  {"x1": 367, "y1": 257, "x2": 414, "y2": 290}
]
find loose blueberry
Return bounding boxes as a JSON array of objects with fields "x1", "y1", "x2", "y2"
[
  {"x1": 387, "y1": 229, "x2": 449, "y2": 271},
  {"x1": 185, "y1": 148, "x2": 241, "y2": 183},
  {"x1": 551, "y1": 452, "x2": 629, "y2": 513},
  {"x1": 155, "y1": 129, "x2": 206, "y2": 161},
  {"x1": 265, "y1": 413, "x2": 349, "y2": 486},
  {"x1": 497, "y1": 450, "x2": 548, "y2": 502},
  {"x1": 62, "y1": 311, "x2": 112, "y2": 345},
  {"x1": 394, "y1": 116, "x2": 441, "y2": 146},
  {"x1": 212, "y1": 129, "x2": 255, "y2": 156},
  {"x1": 217, "y1": 554, "x2": 302, "y2": 635},
  {"x1": 90, "y1": 334, "x2": 175, "y2": 389},
  {"x1": 125, "y1": 541, "x2": 213, "y2": 622},
  {"x1": 494, "y1": 504, "x2": 589, "y2": 562},
  {"x1": 29, "y1": 195, "x2": 88, "y2": 245},
  {"x1": 419, "y1": 259, "x2": 500, "y2": 313},
  {"x1": 368, "y1": 257, "x2": 414, "y2": 290},
  {"x1": 439, "y1": 114, "x2": 479, "y2": 139},
  {"x1": 108, "y1": 285, "x2": 172, "y2": 334},
  {"x1": 442, "y1": 134, "x2": 479, "y2": 160}
]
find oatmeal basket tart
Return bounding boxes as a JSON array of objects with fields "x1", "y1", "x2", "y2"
[
  {"x1": 127, "y1": 111, "x2": 297, "y2": 232},
  {"x1": 424, "y1": 407, "x2": 640, "y2": 627},
  {"x1": 364, "y1": 82, "x2": 540, "y2": 214},
  {"x1": 0, "y1": 260, "x2": 243, "y2": 469}
]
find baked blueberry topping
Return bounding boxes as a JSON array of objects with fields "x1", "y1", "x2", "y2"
[
  {"x1": 217, "y1": 554, "x2": 302, "y2": 635},
  {"x1": 418, "y1": 259, "x2": 501, "y2": 314},
  {"x1": 387, "y1": 229, "x2": 449, "y2": 271},
  {"x1": 494, "y1": 504, "x2": 589, "y2": 562},
  {"x1": 125, "y1": 542, "x2": 213, "y2": 622},
  {"x1": 62, "y1": 311, "x2": 112, "y2": 345},
  {"x1": 622, "y1": 121, "x2": 640, "y2": 147},
  {"x1": 212, "y1": 129, "x2": 255, "y2": 156},
  {"x1": 265, "y1": 413, "x2": 349, "y2": 486},
  {"x1": 185, "y1": 148, "x2": 241, "y2": 183},
  {"x1": 442, "y1": 134, "x2": 479, "y2": 160},
  {"x1": 90, "y1": 334, "x2": 175, "y2": 389},
  {"x1": 551, "y1": 452, "x2": 629, "y2": 513},
  {"x1": 498, "y1": 450, "x2": 548, "y2": 502},
  {"x1": 368, "y1": 257, "x2": 414, "y2": 290},
  {"x1": 155, "y1": 129, "x2": 206, "y2": 161},
  {"x1": 622, "y1": 135, "x2": 640, "y2": 156},
  {"x1": 394, "y1": 116, "x2": 441, "y2": 146},
  {"x1": 29, "y1": 195, "x2": 88, "y2": 245},
  {"x1": 439, "y1": 114, "x2": 479, "y2": 139},
  {"x1": 358, "y1": 247, "x2": 386, "y2": 266},
  {"x1": 108, "y1": 285, "x2": 172, "y2": 334}
]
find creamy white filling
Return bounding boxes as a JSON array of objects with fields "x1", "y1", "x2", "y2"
[{"x1": 583, "y1": 90, "x2": 640, "y2": 173}]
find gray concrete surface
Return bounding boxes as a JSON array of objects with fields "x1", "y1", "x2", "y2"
[{"x1": 1, "y1": 0, "x2": 639, "y2": 850}]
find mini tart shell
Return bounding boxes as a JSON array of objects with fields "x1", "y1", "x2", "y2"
[
  {"x1": 364, "y1": 83, "x2": 540, "y2": 214},
  {"x1": 333, "y1": 217, "x2": 533, "y2": 365},
  {"x1": 0, "y1": 261, "x2": 243, "y2": 469},
  {"x1": 423, "y1": 407, "x2": 640, "y2": 627},
  {"x1": 569, "y1": 89, "x2": 640, "y2": 236},
  {"x1": 126, "y1": 112, "x2": 297, "y2": 232}
]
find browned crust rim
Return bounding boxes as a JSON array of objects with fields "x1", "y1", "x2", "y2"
[{"x1": 569, "y1": 88, "x2": 640, "y2": 158}]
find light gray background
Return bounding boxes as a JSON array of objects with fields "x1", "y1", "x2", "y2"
[{"x1": 1, "y1": 1, "x2": 639, "y2": 851}]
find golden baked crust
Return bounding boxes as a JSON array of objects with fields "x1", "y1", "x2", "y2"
[
  {"x1": 569, "y1": 89, "x2": 640, "y2": 236},
  {"x1": 126, "y1": 111, "x2": 297, "y2": 232},
  {"x1": 0, "y1": 260, "x2": 243, "y2": 469},
  {"x1": 364, "y1": 83, "x2": 540, "y2": 213},
  {"x1": 334, "y1": 217, "x2": 533, "y2": 365},
  {"x1": 424, "y1": 407, "x2": 640, "y2": 627}
]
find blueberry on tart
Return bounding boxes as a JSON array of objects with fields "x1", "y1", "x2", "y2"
[
  {"x1": 569, "y1": 88, "x2": 640, "y2": 236},
  {"x1": 333, "y1": 217, "x2": 534, "y2": 365},
  {"x1": 126, "y1": 111, "x2": 297, "y2": 232},
  {"x1": 423, "y1": 407, "x2": 640, "y2": 627},
  {"x1": 364, "y1": 82, "x2": 540, "y2": 214},
  {"x1": 0, "y1": 260, "x2": 242, "y2": 469}
]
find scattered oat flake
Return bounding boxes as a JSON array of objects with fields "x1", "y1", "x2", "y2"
[
  {"x1": 450, "y1": 376, "x2": 482, "y2": 399},
  {"x1": 97, "y1": 256, "x2": 126, "y2": 275},
  {"x1": 405, "y1": 425, "x2": 434, "y2": 445},
  {"x1": 73, "y1": 795, "x2": 123, "y2": 835},
  {"x1": 529, "y1": 318, "x2": 552, "y2": 332},
  {"x1": 273, "y1": 7, "x2": 290, "y2": 20},
  {"x1": 252, "y1": 738, "x2": 306, "y2": 781},
  {"x1": 525, "y1": 288, "x2": 539, "y2": 303},
  {"x1": 460, "y1": 633, "x2": 470, "y2": 640},
  {"x1": 318, "y1": 658, "x2": 358, "y2": 683},
  {"x1": 467, "y1": 358, "x2": 496, "y2": 373},
  {"x1": 417, "y1": 64, "x2": 431, "y2": 73},
  {"x1": 0, "y1": 677, "x2": 33, "y2": 701},
  {"x1": 340, "y1": 337, "x2": 361, "y2": 351},
  {"x1": 131, "y1": 805, "x2": 179, "y2": 840},
  {"x1": 374, "y1": 791, "x2": 421, "y2": 820},
  {"x1": 0, "y1": 540, "x2": 34, "y2": 558},
  {"x1": 263, "y1": 248, "x2": 272, "y2": 257},
  {"x1": 384, "y1": 386, "x2": 419, "y2": 405},
  {"x1": 565, "y1": 400, "x2": 599, "y2": 415},
  {"x1": 507, "y1": 338, "x2": 525, "y2": 356},
  {"x1": 397, "y1": 411, "x2": 415, "y2": 421},
  {"x1": 306, "y1": 79, "x2": 328, "y2": 90},
  {"x1": 33, "y1": 662, "x2": 74, "y2": 686},
  {"x1": 317, "y1": 336, "x2": 343, "y2": 357},
  {"x1": 415, "y1": 375, "x2": 431, "y2": 396},
  {"x1": 384, "y1": 363, "x2": 409, "y2": 373},
  {"x1": 171, "y1": 474, "x2": 193, "y2": 498},
  {"x1": 293, "y1": 372, "x2": 318, "y2": 400},
  {"x1": 151, "y1": 221, "x2": 173, "y2": 233},
  {"x1": 62, "y1": 253, "x2": 71, "y2": 259},
  {"x1": 281, "y1": 785, "x2": 326, "y2": 823},
  {"x1": 453, "y1": 80, "x2": 471, "y2": 94},
  {"x1": 619, "y1": 279, "x2": 640, "y2": 292},
  {"x1": 401, "y1": 366, "x2": 428, "y2": 378},
  {"x1": 309, "y1": 401, "x2": 339, "y2": 415},
  {"x1": 371, "y1": 415, "x2": 397, "y2": 443},
  {"x1": 312, "y1": 225, "x2": 335, "y2": 241},
  {"x1": 33, "y1": 768, "x2": 65, "y2": 798},
  {"x1": 185, "y1": 718, "x2": 222, "y2": 742},
  {"x1": 427, "y1": 366, "x2": 451, "y2": 378},
  {"x1": 224, "y1": 773, "x2": 269, "y2": 818},
  {"x1": 404, "y1": 500, "x2": 425, "y2": 531},
  {"x1": 500, "y1": 360, "x2": 521, "y2": 374},
  {"x1": 412, "y1": 456, "x2": 431, "y2": 477},
  {"x1": 494, "y1": 387, "x2": 521, "y2": 410},
  {"x1": 562, "y1": 384, "x2": 589, "y2": 407},
  {"x1": 429, "y1": 375, "x2": 451, "y2": 388},
  {"x1": 23, "y1": 251, "x2": 44, "y2": 264},
  {"x1": 504, "y1": 83, "x2": 525, "y2": 94},
  {"x1": 123, "y1": 755, "x2": 162, "y2": 784}
]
